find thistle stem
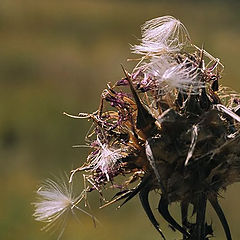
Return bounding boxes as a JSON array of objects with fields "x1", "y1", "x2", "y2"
[
  {"x1": 181, "y1": 201, "x2": 189, "y2": 240},
  {"x1": 195, "y1": 193, "x2": 207, "y2": 240}
]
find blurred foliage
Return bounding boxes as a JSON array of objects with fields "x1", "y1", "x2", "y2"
[{"x1": 0, "y1": 0, "x2": 240, "y2": 240}]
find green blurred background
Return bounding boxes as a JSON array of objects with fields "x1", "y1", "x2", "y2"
[{"x1": 0, "y1": 0, "x2": 240, "y2": 239}]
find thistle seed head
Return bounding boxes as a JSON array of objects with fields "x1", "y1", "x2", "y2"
[{"x1": 35, "y1": 15, "x2": 240, "y2": 240}]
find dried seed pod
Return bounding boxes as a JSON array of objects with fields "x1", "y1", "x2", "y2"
[
  {"x1": 68, "y1": 16, "x2": 239, "y2": 240},
  {"x1": 35, "y1": 15, "x2": 240, "y2": 240}
]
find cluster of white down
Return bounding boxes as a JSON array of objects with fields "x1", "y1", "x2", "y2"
[
  {"x1": 161, "y1": 61, "x2": 202, "y2": 94},
  {"x1": 132, "y1": 16, "x2": 190, "y2": 55},
  {"x1": 133, "y1": 16, "x2": 203, "y2": 94},
  {"x1": 141, "y1": 55, "x2": 203, "y2": 94},
  {"x1": 33, "y1": 178, "x2": 93, "y2": 238},
  {"x1": 90, "y1": 137, "x2": 123, "y2": 181}
]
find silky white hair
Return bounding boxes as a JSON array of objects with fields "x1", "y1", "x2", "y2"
[
  {"x1": 139, "y1": 55, "x2": 203, "y2": 95},
  {"x1": 159, "y1": 60, "x2": 202, "y2": 94},
  {"x1": 132, "y1": 16, "x2": 191, "y2": 55},
  {"x1": 90, "y1": 138, "x2": 123, "y2": 181},
  {"x1": 33, "y1": 177, "x2": 93, "y2": 239}
]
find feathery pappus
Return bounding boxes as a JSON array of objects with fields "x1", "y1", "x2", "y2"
[
  {"x1": 34, "y1": 16, "x2": 240, "y2": 240},
  {"x1": 33, "y1": 177, "x2": 96, "y2": 239}
]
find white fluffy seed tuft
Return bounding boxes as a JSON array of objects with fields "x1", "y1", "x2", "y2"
[
  {"x1": 140, "y1": 56, "x2": 203, "y2": 95},
  {"x1": 33, "y1": 178, "x2": 93, "y2": 238},
  {"x1": 159, "y1": 60, "x2": 202, "y2": 94},
  {"x1": 132, "y1": 16, "x2": 190, "y2": 55},
  {"x1": 90, "y1": 138, "x2": 123, "y2": 181}
]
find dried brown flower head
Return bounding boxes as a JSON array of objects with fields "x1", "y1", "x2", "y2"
[{"x1": 35, "y1": 16, "x2": 240, "y2": 240}]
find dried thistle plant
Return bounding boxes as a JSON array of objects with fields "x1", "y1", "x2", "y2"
[{"x1": 34, "y1": 16, "x2": 240, "y2": 240}]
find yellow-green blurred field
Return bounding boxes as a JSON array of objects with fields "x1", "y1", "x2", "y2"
[{"x1": 0, "y1": 0, "x2": 240, "y2": 239}]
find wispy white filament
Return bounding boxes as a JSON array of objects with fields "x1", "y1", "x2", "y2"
[
  {"x1": 160, "y1": 60, "x2": 203, "y2": 94},
  {"x1": 215, "y1": 104, "x2": 240, "y2": 122},
  {"x1": 33, "y1": 178, "x2": 93, "y2": 238},
  {"x1": 141, "y1": 56, "x2": 203, "y2": 95},
  {"x1": 90, "y1": 138, "x2": 123, "y2": 181},
  {"x1": 132, "y1": 16, "x2": 190, "y2": 55},
  {"x1": 139, "y1": 55, "x2": 174, "y2": 75},
  {"x1": 185, "y1": 125, "x2": 199, "y2": 166}
]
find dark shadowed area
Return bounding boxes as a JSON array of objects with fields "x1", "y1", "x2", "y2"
[{"x1": 0, "y1": 0, "x2": 240, "y2": 239}]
